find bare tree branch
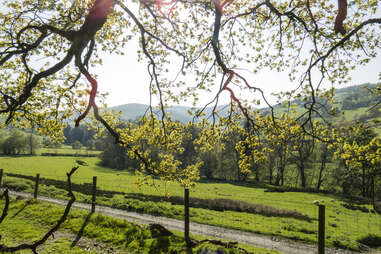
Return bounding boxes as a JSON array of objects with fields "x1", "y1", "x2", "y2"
[{"x1": 0, "y1": 167, "x2": 79, "y2": 253}]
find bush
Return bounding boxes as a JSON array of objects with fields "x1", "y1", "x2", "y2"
[{"x1": 72, "y1": 141, "x2": 83, "y2": 149}]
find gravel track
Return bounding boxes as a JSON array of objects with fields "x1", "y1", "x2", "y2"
[{"x1": 9, "y1": 191, "x2": 379, "y2": 254}]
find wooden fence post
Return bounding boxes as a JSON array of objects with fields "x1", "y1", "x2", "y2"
[
  {"x1": 91, "y1": 176, "x2": 97, "y2": 213},
  {"x1": 184, "y1": 187, "x2": 191, "y2": 247},
  {"x1": 318, "y1": 204, "x2": 325, "y2": 254},
  {"x1": 34, "y1": 173, "x2": 40, "y2": 199},
  {"x1": 0, "y1": 169, "x2": 3, "y2": 188}
]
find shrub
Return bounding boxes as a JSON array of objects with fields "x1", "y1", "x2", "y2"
[{"x1": 72, "y1": 141, "x2": 83, "y2": 150}]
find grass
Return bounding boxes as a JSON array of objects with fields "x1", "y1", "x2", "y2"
[
  {"x1": 37, "y1": 146, "x2": 101, "y2": 156},
  {"x1": 0, "y1": 197, "x2": 278, "y2": 254},
  {"x1": 1, "y1": 155, "x2": 381, "y2": 251}
]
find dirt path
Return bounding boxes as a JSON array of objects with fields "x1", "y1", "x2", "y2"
[{"x1": 9, "y1": 191, "x2": 379, "y2": 254}]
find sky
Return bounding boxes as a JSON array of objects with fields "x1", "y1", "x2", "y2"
[
  {"x1": 88, "y1": 2, "x2": 381, "y2": 109},
  {"x1": 0, "y1": 1, "x2": 379, "y2": 111},
  {"x1": 93, "y1": 45, "x2": 381, "y2": 108}
]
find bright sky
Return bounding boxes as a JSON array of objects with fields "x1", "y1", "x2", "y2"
[
  {"x1": 89, "y1": 2, "x2": 381, "y2": 109},
  {"x1": 93, "y1": 45, "x2": 381, "y2": 108}
]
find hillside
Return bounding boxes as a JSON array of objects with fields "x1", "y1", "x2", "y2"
[
  {"x1": 1, "y1": 83, "x2": 379, "y2": 125},
  {"x1": 262, "y1": 83, "x2": 381, "y2": 123},
  {"x1": 334, "y1": 83, "x2": 381, "y2": 122},
  {"x1": 110, "y1": 103, "x2": 231, "y2": 123},
  {"x1": 109, "y1": 83, "x2": 381, "y2": 124}
]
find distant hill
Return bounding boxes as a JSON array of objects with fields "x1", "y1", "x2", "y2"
[
  {"x1": 111, "y1": 103, "x2": 153, "y2": 121},
  {"x1": 334, "y1": 83, "x2": 381, "y2": 123},
  {"x1": 109, "y1": 83, "x2": 381, "y2": 124},
  {"x1": 1, "y1": 83, "x2": 379, "y2": 125},
  {"x1": 110, "y1": 103, "x2": 232, "y2": 123},
  {"x1": 261, "y1": 83, "x2": 381, "y2": 122}
]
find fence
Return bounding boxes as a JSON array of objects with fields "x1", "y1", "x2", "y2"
[{"x1": 0, "y1": 169, "x2": 380, "y2": 254}]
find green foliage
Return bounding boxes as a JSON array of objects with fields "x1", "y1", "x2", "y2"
[
  {"x1": 72, "y1": 141, "x2": 83, "y2": 150},
  {"x1": 333, "y1": 122, "x2": 381, "y2": 198},
  {"x1": 63, "y1": 125, "x2": 96, "y2": 147},
  {"x1": 113, "y1": 117, "x2": 202, "y2": 187},
  {"x1": 98, "y1": 133, "x2": 139, "y2": 170},
  {"x1": 0, "y1": 129, "x2": 42, "y2": 155}
]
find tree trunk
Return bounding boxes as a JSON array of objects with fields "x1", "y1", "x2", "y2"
[
  {"x1": 241, "y1": 172, "x2": 248, "y2": 182},
  {"x1": 29, "y1": 129, "x2": 33, "y2": 155},
  {"x1": 275, "y1": 152, "x2": 285, "y2": 186},
  {"x1": 371, "y1": 175, "x2": 376, "y2": 211},
  {"x1": 235, "y1": 150, "x2": 241, "y2": 181},
  {"x1": 275, "y1": 166, "x2": 281, "y2": 186},
  {"x1": 362, "y1": 167, "x2": 366, "y2": 197},
  {"x1": 316, "y1": 146, "x2": 327, "y2": 190},
  {"x1": 252, "y1": 154, "x2": 259, "y2": 181},
  {"x1": 254, "y1": 164, "x2": 259, "y2": 182},
  {"x1": 299, "y1": 163, "x2": 306, "y2": 189},
  {"x1": 268, "y1": 155, "x2": 274, "y2": 184},
  {"x1": 298, "y1": 151, "x2": 306, "y2": 189},
  {"x1": 280, "y1": 165, "x2": 284, "y2": 186},
  {"x1": 269, "y1": 166, "x2": 273, "y2": 184}
]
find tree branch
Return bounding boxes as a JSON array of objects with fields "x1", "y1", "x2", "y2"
[{"x1": 0, "y1": 167, "x2": 79, "y2": 253}]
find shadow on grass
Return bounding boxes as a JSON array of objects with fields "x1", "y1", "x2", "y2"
[
  {"x1": 71, "y1": 211, "x2": 94, "y2": 248},
  {"x1": 11, "y1": 198, "x2": 35, "y2": 218},
  {"x1": 7, "y1": 173, "x2": 313, "y2": 221},
  {"x1": 196, "y1": 177, "x2": 270, "y2": 190},
  {"x1": 92, "y1": 162, "x2": 136, "y2": 175},
  {"x1": 125, "y1": 193, "x2": 313, "y2": 221},
  {"x1": 6, "y1": 173, "x2": 124, "y2": 197}
]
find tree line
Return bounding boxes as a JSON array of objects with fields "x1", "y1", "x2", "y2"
[
  {"x1": 96, "y1": 112, "x2": 381, "y2": 201},
  {"x1": 2, "y1": 108, "x2": 379, "y2": 201},
  {"x1": 0, "y1": 129, "x2": 42, "y2": 155}
]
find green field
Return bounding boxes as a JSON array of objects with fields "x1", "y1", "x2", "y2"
[
  {"x1": 37, "y1": 146, "x2": 101, "y2": 156},
  {"x1": 0, "y1": 197, "x2": 276, "y2": 253},
  {"x1": 1, "y1": 156, "x2": 380, "y2": 251}
]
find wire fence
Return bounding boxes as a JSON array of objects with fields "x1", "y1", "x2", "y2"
[{"x1": 1, "y1": 169, "x2": 380, "y2": 253}]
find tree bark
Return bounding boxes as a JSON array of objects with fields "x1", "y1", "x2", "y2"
[
  {"x1": 299, "y1": 163, "x2": 306, "y2": 189},
  {"x1": 298, "y1": 149, "x2": 306, "y2": 189},
  {"x1": 316, "y1": 145, "x2": 328, "y2": 191},
  {"x1": 268, "y1": 155, "x2": 274, "y2": 184}
]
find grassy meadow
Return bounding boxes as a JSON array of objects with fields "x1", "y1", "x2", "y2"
[
  {"x1": 0, "y1": 197, "x2": 276, "y2": 253},
  {"x1": 1, "y1": 155, "x2": 380, "y2": 252}
]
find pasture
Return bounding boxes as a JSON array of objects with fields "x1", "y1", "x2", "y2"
[
  {"x1": 0, "y1": 198, "x2": 276, "y2": 253},
  {"x1": 1, "y1": 155, "x2": 380, "y2": 251},
  {"x1": 37, "y1": 146, "x2": 101, "y2": 156}
]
